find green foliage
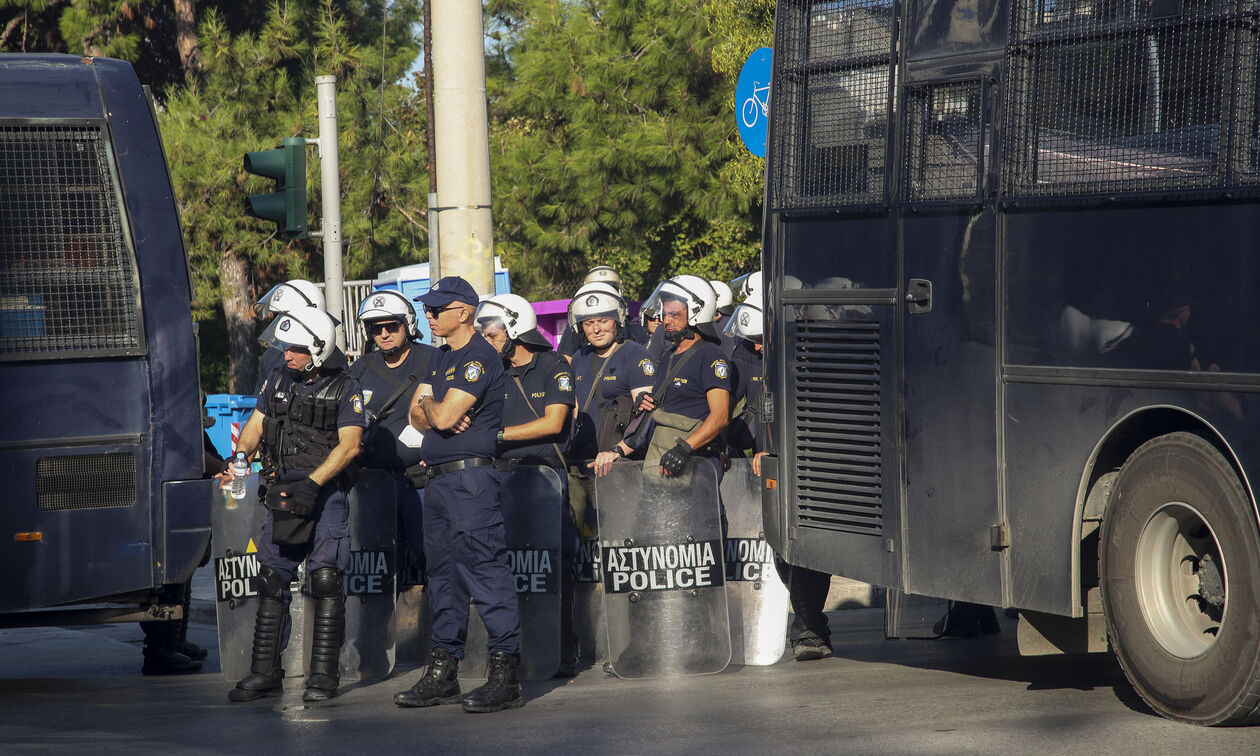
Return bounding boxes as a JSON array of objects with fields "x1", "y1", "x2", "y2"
[{"x1": 488, "y1": 0, "x2": 761, "y2": 302}]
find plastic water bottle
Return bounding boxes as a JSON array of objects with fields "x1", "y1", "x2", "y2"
[{"x1": 231, "y1": 452, "x2": 249, "y2": 500}]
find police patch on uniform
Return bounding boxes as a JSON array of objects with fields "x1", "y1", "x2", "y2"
[
  {"x1": 464, "y1": 360, "x2": 484, "y2": 383},
  {"x1": 353, "y1": 394, "x2": 364, "y2": 413},
  {"x1": 712, "y1": 359, "x2": 729, "y2": 379},
  {"x1": 640, "y1": 358, "x2": 656, "y2": 377},
  {"x1": 557, "y1": 374, "x2": 573, "y2": 392},
  {"x1": 362, "y1": 389, "x2": 374, "y2": 404}
]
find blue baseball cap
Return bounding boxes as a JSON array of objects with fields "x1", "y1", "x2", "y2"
[{"x1": 414, "y1": 276, "x2": 479, "y2": 307}]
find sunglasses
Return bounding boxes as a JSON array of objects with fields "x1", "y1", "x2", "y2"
[
  {"x1": 367, "y1": 321, "x2": 404, "y2": 335},
  {"x1": 425, "y1": 304, "x2": 461, "y2": 317}
]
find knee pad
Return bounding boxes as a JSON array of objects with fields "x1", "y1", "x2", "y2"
[
  {"x1": 309, "y1": 567, "x2": 344, "y2": 598},
  {"x1": 254, "y1": 564, "x2": 286, "y2": 599}
]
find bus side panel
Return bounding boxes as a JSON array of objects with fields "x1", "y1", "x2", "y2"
[
  {"x1": 97, "y1": 59, "x2": 209, "y2": 582},
  {"x1": 901, "y1": 209, "x2": 1004, "y2": 604},
  {"x1": 0, "y1": 359, "x2": 153, "y2": 612}
]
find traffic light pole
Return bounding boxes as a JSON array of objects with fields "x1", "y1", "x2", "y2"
[{"x1": 314, "y1": 74, "x2": 346, "y2": 350}]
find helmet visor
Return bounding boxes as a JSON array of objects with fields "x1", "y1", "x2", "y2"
[
  {"x1": 257, "y1": 313, "x2": 325, "y2": 355},
  {"x1": 254, "y1": 283, "x2": 320, "y2": 319},
  {"x1": 724, "y1": 302, "x2": 764, "y2": 343}
]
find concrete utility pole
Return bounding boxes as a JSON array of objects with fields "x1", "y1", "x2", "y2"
[
  {"x1": 315, "y1": 75, "x2": 346, "y2": 349},
  {"x1": 429, "y1": 0, "x2": 495, "y2": 295}
]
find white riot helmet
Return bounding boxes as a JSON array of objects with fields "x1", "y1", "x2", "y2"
[
  {"x1": 652, "y1": 274, "x2": 718, "y2": 339},
  {"x1": 568, "y1": 282, "x2": 628, "y2": 335},
  {"x1": 732, "y1": 271, "x2": 763, "y2": 301},
  {"x1": 582, "y1": 265, "x2": 622, "y2": 292},
  {"x1": 725, "y1": 293, "x2": 764, "y2": 344},
  {"x1": 254, "y1": 279, "x2": 326, "y2": 318},
  {"x1": 475, "y1": 293, "x2": 552, "y2": 350},
  {"x1": 710, "y1": 280, "x2": 735, "y2": 316},
  {"x1": 358, "y1": 289, "x2": 419, "y2": 339},
  {"x1": 258, "y1": 307, "x2": 338, "y2": 369}
]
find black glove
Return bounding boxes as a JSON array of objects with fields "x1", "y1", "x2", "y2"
[
  {"x1": 278, "y1": 477, "x2": 322, "y2": 516},
  {"x1": 659, "y1": 438, "x2": 692, "y2": 476}
]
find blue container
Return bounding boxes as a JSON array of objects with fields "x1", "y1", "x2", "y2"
[{"x1": 204, "y1": 394, "x2": 258, "y2": 460}]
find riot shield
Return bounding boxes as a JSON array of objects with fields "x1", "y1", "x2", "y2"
[
  {"x1": 884, "y1": 588, "x2": 948, "y2": 639},
  {"x1": 464, "y1": 465, "x2": 563, "y2": 681},
  {"x1": 597, "y1": 460, "x2": 731, "y2": 678},
  {"x1": 340, "y1": 469, "x2": 399, "y2": 682},
  {"x1": 212, "y1": 473, "x2": 266, "y2": 682},
  {"x1": 722, "y1": 459, "x2": 789, "y2": 666}
]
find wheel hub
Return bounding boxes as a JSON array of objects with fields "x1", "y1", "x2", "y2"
[{"x1": 1134, "y1": 502, "x2": 1225, "y2": 659}]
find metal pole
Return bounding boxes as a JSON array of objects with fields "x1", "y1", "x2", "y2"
[
  {"x1": 430, "y1": 0, "x2": 494, "y2": 296},
  {"x1": 315, "y1": 74, "x2": 346, "y2": 350}
]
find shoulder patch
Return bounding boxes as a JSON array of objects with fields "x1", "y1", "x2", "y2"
[
  {"x1": 639, "y1": 358, "x2": 656, "y2": 377},
  {"x1": 362, "y1": 389, "x2": 374, "y2": 405},
  {"x1": 463, "y1": 360, "x2": 484, "y2": 383},
  {"x1": 352, "y1": 394, "x2": 364, "y2": 413},
  {"x1": 711, "y1": 359, "x2": 730, "y2": 380},
  {"x1": 556, "y1": 373, "x2": 573, "y2": 392}
]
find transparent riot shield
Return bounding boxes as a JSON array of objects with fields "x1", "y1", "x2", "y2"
[
  {"x1": 340, "y1": 469, "x2": 399, "y2": 682},
  {"x1": 464, "y1": 465, "x2": 563, "y2": 681},
  {"x1": 212, "y1": 474, "x2": 265, "y2": 682},
  {"x1": 884, "y1": 588, "x2": 949, "y2": 639},
  {"x1": 597, "y1": 460, "x2": 731, "y2": 678},
  {"x1": 722, "y1": 459, "x2": 789, "y2": 666}
]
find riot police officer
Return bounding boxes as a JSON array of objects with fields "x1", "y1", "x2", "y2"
[
  {"x1": 252, "y1": 279, "x2": 327, "y2": 393},
  {"x1": 474, "y1": 294, "x2": 579, "y2": 676},
  {"x1": 394, "y1": 276, "x2": 523, "y2": 714},
  {"x1": 590, "y1": 274, "x2": 732, "y2": 676},
  {"x1": 225, "y1": 307, "x2": 366, "y2": 702},
  {"x1": 557, "y1": 267, "x2": 650, "y2": 359},
  {"x1": 349, "y1": 290, "x2": 436, "y2": 588},
  {"x1": 592, "y1": 274, "x2": 731, "y2": 482}
]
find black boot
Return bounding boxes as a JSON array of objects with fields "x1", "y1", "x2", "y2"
[
  {"x1": 303, "y1": 567, "x2": 345, "y2": 702},
  {"x1": 555, "y1": 567, "x2": 579, "y2": 678},
  {"x1": 141, "y1": 618, "x2": 202, "y2": 676},
  {"x1": 229, "y1": 566, "x2": 287, "y2": 702},
  {"x1": 176, "y1": 581, "x2": 208, "y2": 661},
  {"x1": 395, "y1": 646, "x2": 461, "y2": 708},
  {"x1": 462, "y1": 651, "x2": 524, "y2": 713}
]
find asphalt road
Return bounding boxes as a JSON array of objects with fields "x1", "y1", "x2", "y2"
[{"x1": 3, "y1": 606, "x2": 1258, "y2": 755}]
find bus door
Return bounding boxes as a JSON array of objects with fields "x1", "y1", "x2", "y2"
[
  {"x1": 894, "y1": 77, "x2": 1004, "y2": 605},
  {"x1": 775, "y1": 216, "x2": 903, "y2": 589}
]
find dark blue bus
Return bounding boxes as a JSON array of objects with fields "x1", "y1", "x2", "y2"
[
  {"x1": 0, "y1": 56, "x2": 212, "y2": 626},
  {"x1": 760, "y1": 0, "x2": 1260, "y2": 725}
]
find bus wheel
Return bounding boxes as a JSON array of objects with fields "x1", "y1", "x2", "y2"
[{"x1": 1100, "y1": 431, "x2": 1260, "y2": 725}]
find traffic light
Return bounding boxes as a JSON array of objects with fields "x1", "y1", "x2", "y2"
[{"x1": 243, "y1": 136, "x2": 307, "y2": 239}]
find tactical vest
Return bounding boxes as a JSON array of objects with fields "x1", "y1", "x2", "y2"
[{"x1": 261, "y1": 369, "x2": 354, "y2": 475}]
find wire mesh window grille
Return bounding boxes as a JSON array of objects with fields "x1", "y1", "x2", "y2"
[
  {"x1": 1004, "y1": 0, "x2": 1253, "y2": 196},
  {"x1": 0, "y1": 124, "x2": 142, "y2": 358},
  {"x1": 37, "y1": 452, "x2": 137, "y2": 511},
  {"x1": 771, "y1": 0, "x2": 897, "y2": 209},
  {"x1": 902, "y1": 81, "x2": 987, "y2": 202}
]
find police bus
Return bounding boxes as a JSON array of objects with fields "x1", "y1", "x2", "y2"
[
  {"x1": 758, "y1": 0, "x2": 1260, "y2": 725},
  {"x1": 0, "y1": 57, "x2": 212, "y2": 627}
]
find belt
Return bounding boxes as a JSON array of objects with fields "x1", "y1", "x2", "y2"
[
  {"x1": 426, "y1": 457, "x2": 495, "y2": 478},
  {"x1": 495, "y1": 456, "x2": 564, "y2": 471}
]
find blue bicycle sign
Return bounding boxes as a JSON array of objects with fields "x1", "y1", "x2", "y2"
[{"x1": 735, "y1": 48, "x2": 773, "y2": 158}]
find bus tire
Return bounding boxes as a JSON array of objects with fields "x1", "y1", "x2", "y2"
[{"x1": 1099, "y1": 431, "x2": 1260, "y2": 725}]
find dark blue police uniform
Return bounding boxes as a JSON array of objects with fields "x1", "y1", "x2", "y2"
[
  {"x1": 253, "y1": 364, "x2": 366, "y2": 583},
  {"x1": 726, "y1": 339, "x2": 764, "y2": 454},
  {"x1": 499, "y1": 350, "x2": 575, "y2": 465},
  {"x1": 571, "y1": 340, "x2": 656, "y2": 459},
  {"x1": 350, "y1": 343, "x2": 436, "y2": 585},
  {"x1": 420, "y1": 333, "x2": 520, "y2": 658},
  {"x1": 652, "y1": 338, "x2": 733, "y2": 490}
]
